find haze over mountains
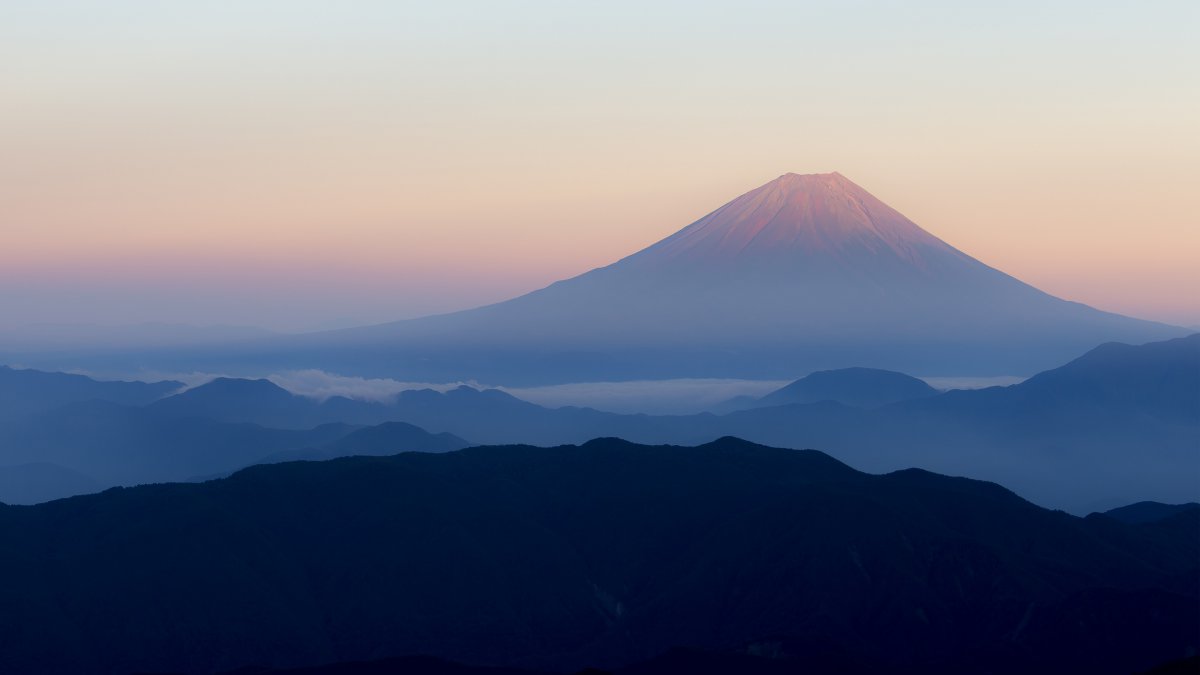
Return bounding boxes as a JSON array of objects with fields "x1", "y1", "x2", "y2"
[
  {"x1": 712, "y1": 367, "x2": 939, "y2": 413},
  {"x1": 2, "y1": 334, "x2": 1195, "y2": 511}
]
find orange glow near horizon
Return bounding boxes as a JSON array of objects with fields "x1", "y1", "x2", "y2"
[{"x1": 2, "y1": 2, "x2": 1197, "y2": 331}]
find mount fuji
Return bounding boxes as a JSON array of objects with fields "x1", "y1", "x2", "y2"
[{"x1": 120, "y1": 173, "x2": 1186, "y2": 384}]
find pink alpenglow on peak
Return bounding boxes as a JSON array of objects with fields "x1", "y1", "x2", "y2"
[{"x1": 632, "y1": 172, "x2": 965, "y2": 271}]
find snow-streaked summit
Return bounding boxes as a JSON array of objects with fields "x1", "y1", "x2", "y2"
[
  {"x1": 623, "y1": 171, "x2": 973, "y2": 276},
  {"x1": 627, "y1": 172, "x2": 966, "y2": 273}
]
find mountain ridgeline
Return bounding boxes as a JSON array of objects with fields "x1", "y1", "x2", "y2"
[
  {"x1": 713, "y1": 367, "x2": 939, "y2": 413},
  {"x1": 0, "y1": 334, "x2": 1196, "y2": 510},
  {"x1": 0, "y1": 438, "x2": 1195, "y2": 675},
  {"x1": 0, "y1": 365, "x2": 181, "y2": 424}
]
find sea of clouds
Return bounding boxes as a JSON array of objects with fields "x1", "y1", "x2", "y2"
[{"x1": 72, "y1": 368, "x2": 1025, "y2": 415}]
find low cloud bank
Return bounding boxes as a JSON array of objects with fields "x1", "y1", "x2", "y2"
[
  {"x1": 501, "y1": 379, "x2": 791, "y2": 415},
  {"x1": 265, "y1": 370, "x2": 471, "y2": 403},
  {"x1": 921, "y1": 375, "x2": 1026, "y2": 391},
  {"x1": 264, "y1": 372, "x2": 792, "y2": 414},
  {"x1": 84, "y1": 367, "x2": 1026, "y2": 413}
]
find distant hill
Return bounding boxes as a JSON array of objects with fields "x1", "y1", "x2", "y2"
[
  {"x1": 0, "y1": 365, "x2": 181, "y2": 424},
  {"x1": 906, "y1": 332, "x2": 1200, "y2": 424},
  {"x1": 0, "y1": 462, "x2": 101, "y2": 505},
  {"x1": 0, "y1": 400, "x2": 355, "y2": 502},
  {"x1": 147, "y1": 377, "x2": 330, "y2": 428},
  {"x1": 147, "y1": 378, "x2": 555, "y2": 431},
  {"x1": 0, "y1": 399, "x2": 468, "y2": 504},
  {"x1": 0, "y1": 438, "x2": 1194, "y2": 675},
  {"x1": 1104, "y1": 501, "x2": 1200, "y2": 525},
  {"x1": 715, "y1": 367, "x2": 939, "y2": 412}
]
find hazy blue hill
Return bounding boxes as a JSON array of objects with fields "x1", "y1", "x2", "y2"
[
  {"x1": 0, "y1": 387, "x2": 474, "y2": 502},
  {"x1": 0, "y1": 438, "x2": 1193, "y2": 675},
  {"x1": 717, "y1": 367, "x2": 939, "y2": 412},
  {"x1": 1010, "y1": 333, "x2": 1200, "y2": 423},
  {"x1": 0, "y1": 462, "x2": 101, "y2": 505},
  {"x1": 2, "y1": 335, "x2": 1192, "y2": 508},
  {"x1": 1103, "y1": 501, "x2": 1200, "y2": 525},
  {"x1": 0, "y1": 400, "x2": 355, "y2": 496},
  {"x1": 901, "y1": 332, "x2": 1200, "y2": 423},
  {"x1": 146, "y1": 377, "x2": 331, "y2": 428},
  {"x1": 0, "y1": 364, "x2": 181, "y2": 424},
  {"x1": 149, "y1": 379, "x2": 633, "y2": 443},
  {"x1": 251, "y1": 421, "x2": 470, "y2": 465}
]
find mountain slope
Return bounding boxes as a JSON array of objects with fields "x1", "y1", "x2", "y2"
[
  {"x1": 718, "y1": 367, "x2": 939, "y2": 412},
  {"x1": 261, "y1": 173, "x2": 1183, "y2": 384},
  {"x1": 0, "y1": 400, "x2": 356, "y2": 498},
  {"x1": 0, "y1": 365, "x2": 181, "y2": 424},
  {"x1": 0, "y1": 438, "x2": 1193, "y2": 675},
  {"x1": 0, "y1": 462, "x2": 101, "y2": 505},
  {"x1": 147, "y1": 379, "x2": 564, "y2": 432}
]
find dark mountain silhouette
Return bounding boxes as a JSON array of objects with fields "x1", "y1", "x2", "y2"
[
  {"x1": 0, "y1": 364, "x2": 181, "y2": 424},
  {"x1": 714, "y1": 367, "x2": 939, "y2": 412},
  {"x1": 1104, "y1": 502, "x2": 1200, "y2": 525},
  {"x1": 1143, "y1": 656, "x2": 1200, "y2": 675},
  {"x1": 0, "y1": 438, "x2": 1194, "y2": 675},
  {"x1": 144, "y1": 172, "x2": 1180, "y2": 385},
  {"x1": 203, "y1": 649, "x2": 1200, "y2": 675},
  {"x1": 215, "y1": 656, "x2": 557, "y2": 674}
]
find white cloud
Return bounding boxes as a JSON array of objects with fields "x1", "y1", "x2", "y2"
[
  {"x1": 500, "y1": 378, "x2": 791, "y2": 415},
  {"x1": 920, "y1": 375, "x2": 1026, "y2": 391},
  {"x1": 265, "y1": 370, "x2": 475, "y2": 402}
]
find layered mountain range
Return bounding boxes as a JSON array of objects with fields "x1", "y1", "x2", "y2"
[{"x1": 1, "y1": 334, "x2": 1195, "y2": 511}]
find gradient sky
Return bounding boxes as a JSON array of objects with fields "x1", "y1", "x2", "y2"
[{"x1": 2, "y1": 1, "x2": 1197, "y2": 332}]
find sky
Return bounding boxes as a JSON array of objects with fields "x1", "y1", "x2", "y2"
[{"x1": 2, "y1": 1, "x2": 1198, "y2": 332}]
